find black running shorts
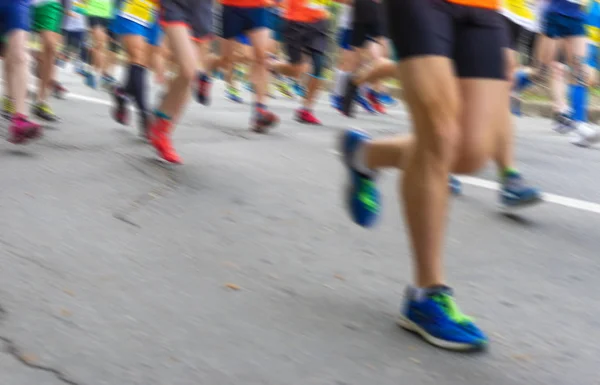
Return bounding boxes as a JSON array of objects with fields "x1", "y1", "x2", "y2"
[
  {"x1": 283, "y1": 19, "x2": 329, "y2": 64},
  {"x1": 386, "y1": 0, "x2": 508, "y2": 79},
  {"x1": 504, "y1": 15, "x2": 536, "y2": 66},
  {"x1": 88, "y1": 16, "x2": 111, "y2": 30},
  {"x1": 160, "y1": 0, "x2": 213, "y2": 40}
]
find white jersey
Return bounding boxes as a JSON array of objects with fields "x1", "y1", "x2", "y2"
[
  {"x1": 338, "y1": 4, "x2": 353, "y2": 30},
  {"x1": 64, "y1": 12, "x2": 87, "y2": 31},
  {"x1": 501, "y1": 0, "x2": 538, "y2": 32}
]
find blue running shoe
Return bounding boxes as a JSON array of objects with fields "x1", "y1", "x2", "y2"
[
  {"x1": 85, "y1": 72, "x2": 97, "y2": 89},
  {"x1": 338, "y1": 128, "x2": 380, "y2": 227},
  {"x1": 331, "y1": 95, "x2": 343, "y2": 112},
  {"x1": 514, "y1": 69, "x2": 533, "y2": 93},
  {"x1": 449, "y1": 175, "x2": 462, "y2": 196},
  {"x1": 378, "y1": 92, "x2": 396, "y2": 106},
  {"x1": 226, "y1": 86, "x2": 244, "y2": 103},
  {"x1": 398, "y1": 286, "x2": 488, "y2": 351},
  {"x1": 500, "y1": 171, "x2": 542, "y2": 209},
  {"x1": 293, "y1": 82, "x2": 306, "y2": 98},
  {"x1": 355, "y1": 94, "x2": 376, "y2": 114}
]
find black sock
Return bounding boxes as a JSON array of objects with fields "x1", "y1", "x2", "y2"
[
  {"x1": 130, "y1": 64, "x2": 149, "y2": 121},
  {"x1": 123, "y1": 64, "x2": 137, "y2": 95}
]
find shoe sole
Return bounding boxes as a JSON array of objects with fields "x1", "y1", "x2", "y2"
[
  {"x1": 397, "y1": 315, "x2": 487, "y2": 352},
  {"x1": 252, "y1": 117, "x2": 280, "y2": 134},
  {"x1": 499, "y1": 195, "x2": 544, "y2": 213},
  {"x1": 294, "y1": 117, "x2": 322, "y2": 125}
]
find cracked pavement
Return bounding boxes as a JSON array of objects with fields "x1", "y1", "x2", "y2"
[{"x1": 1, "y1": 68, "x2": 600, "y2": 385}]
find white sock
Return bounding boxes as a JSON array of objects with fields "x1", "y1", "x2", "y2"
[{"x1": 334, "y1": 70, "x2": 349, "y2": 96}]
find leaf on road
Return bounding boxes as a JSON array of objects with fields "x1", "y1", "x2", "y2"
[{"x1": 225, "y1": 283, "x2": 241, "y2": 291}]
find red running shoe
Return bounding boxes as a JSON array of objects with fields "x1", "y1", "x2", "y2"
[
  {"x1": 148, "y1": 118, "x2": 182, "y2": 164},
  {"x1": 112, "y1": 87, "x2": 129, "y2": 125},
  {"x1": 295, "y1": 108, "x2": 322, "y2": 125},
  {"x1": 367, "y1": 90, "x2": 386, "y2": 114},
  {"x1": 196, "y1": 73, "x2": 212, "y2": 106},
  {"x1": 252, "y1": 108, "x2": 279, "y2": 133},
  {"x1": 8, "y1": 114, "x2": 42, "y2": 144}
]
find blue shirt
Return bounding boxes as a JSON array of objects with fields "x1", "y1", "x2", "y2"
[{"x1": 546, "y1": 0, "x2": 587, "y2": 19}]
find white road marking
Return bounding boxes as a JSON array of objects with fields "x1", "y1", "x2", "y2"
[
  {"x1": 329, "y1": 150, "x2": 600, "y2": 215},
  {"x1": 65, "y1": 92, "x2": 112, "y2": 106},
  {"x1": 459, "y1": 175, "x2": 600, "y2": 215},
  {"x1": 47, "y1": 88, "x2": 600, "y2": 217}
]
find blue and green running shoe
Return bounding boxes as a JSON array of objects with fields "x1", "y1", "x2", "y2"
[
  {"x1": 500, "y1": 171, "x2": 542, "y2": 209},
  {"x1": 226, "y1": 85, "x2": 243, "y2": 103},
  {"x1": 398, "y1": 286, "x2": 488, "y2": 351},
  {"x1": 338, "y1": 128, "x2": 380, "y2": 227},
  {"x1": 293, "y1": 81, "x2": 306, "y2": 98}
]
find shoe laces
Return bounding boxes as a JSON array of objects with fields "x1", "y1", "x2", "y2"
[{"x1": 431, "y1": 292, "x2": 473, "y2": 324}]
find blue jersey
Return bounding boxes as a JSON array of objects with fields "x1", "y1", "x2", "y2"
[{"x1": 546, "y1": 0, "x2": 587, "y2": 19}]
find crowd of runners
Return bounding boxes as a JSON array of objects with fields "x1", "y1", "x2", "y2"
[{"x1": 0, "y1": 0, "x2": 597, "y2": 352}]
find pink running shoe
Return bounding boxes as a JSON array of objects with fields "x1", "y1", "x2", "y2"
[{"x1": 8, "y1": 114, "x2": 42, "y2": 144}]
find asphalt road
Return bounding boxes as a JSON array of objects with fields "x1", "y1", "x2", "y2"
[{"x1": 1, "y1": 67, "x2": 600, "y2": 385}]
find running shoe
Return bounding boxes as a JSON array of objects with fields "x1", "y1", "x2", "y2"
[
  {"x1": 85, "y1": 71, "x2": 98, "y2": 89},
  {"x1": 377, "y1": 92, "x2": 396, "y2": 106},
  {"x1": 252, "y1": 108, "x2": 279, "y2": 134},
  {"x1": 341, "y1": 79, "x2": 359, "y2": 117},
  {"x1": 500, "y1": 171, "x2": 542, "y2": 209},
  {"x1": 330, "y1": 94, "x2": 343, "y2": 112},
  {"x1": 2, "y1": 96, "x2": 15, "y2": 120},
  {"x1": 448, "y1": 175, "x2": 462, "y2": 196},
  {"x1": 276, "y1": 79, "x2": 294, "y2": 98},
  {"x1": 367, "y1": 89, "x2": 386, "y2": 114},
  {"x1": 32, "y1": 102, "x2": 60, "y2": 122},
  {"x1": 355, "y1": 93, "x2": 377, "y2": 114},
  {"x1": 293, "y1": 82, "x2": 306, "y2": 98},
  {"x1": 570, "y1": 122, "x2": 600, "y2": 148},
  {"x1": 398, "y1": 286, "x2": 488, "y2": 351},
  {"x1": 338, "y1": 128, "x2": 380, "y2": 227},
  {"x1": 295, "y1": 108, "x2": 322, "y2": 125},
  {"x1": 8, "y1": 114, "x2": 42, "y2": 144},
  {"x1": 196, "y1": 73, "x2": 212, "y2": 106},
  {"x1": 111, "y1": 87, "x2": 130, "y2": 125},
  {"x1": 149, "y1": 117, "x2": 182, "y2": 164},
  {"x1": 225, "y1": 86, "x2": 243, "y2": 103},
  {"x1": 552, "y1": 111, "x2": 574, "y2": 134},
  {"x1": 53, "y1": 82, "x2": 68, "y2": 100}
]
